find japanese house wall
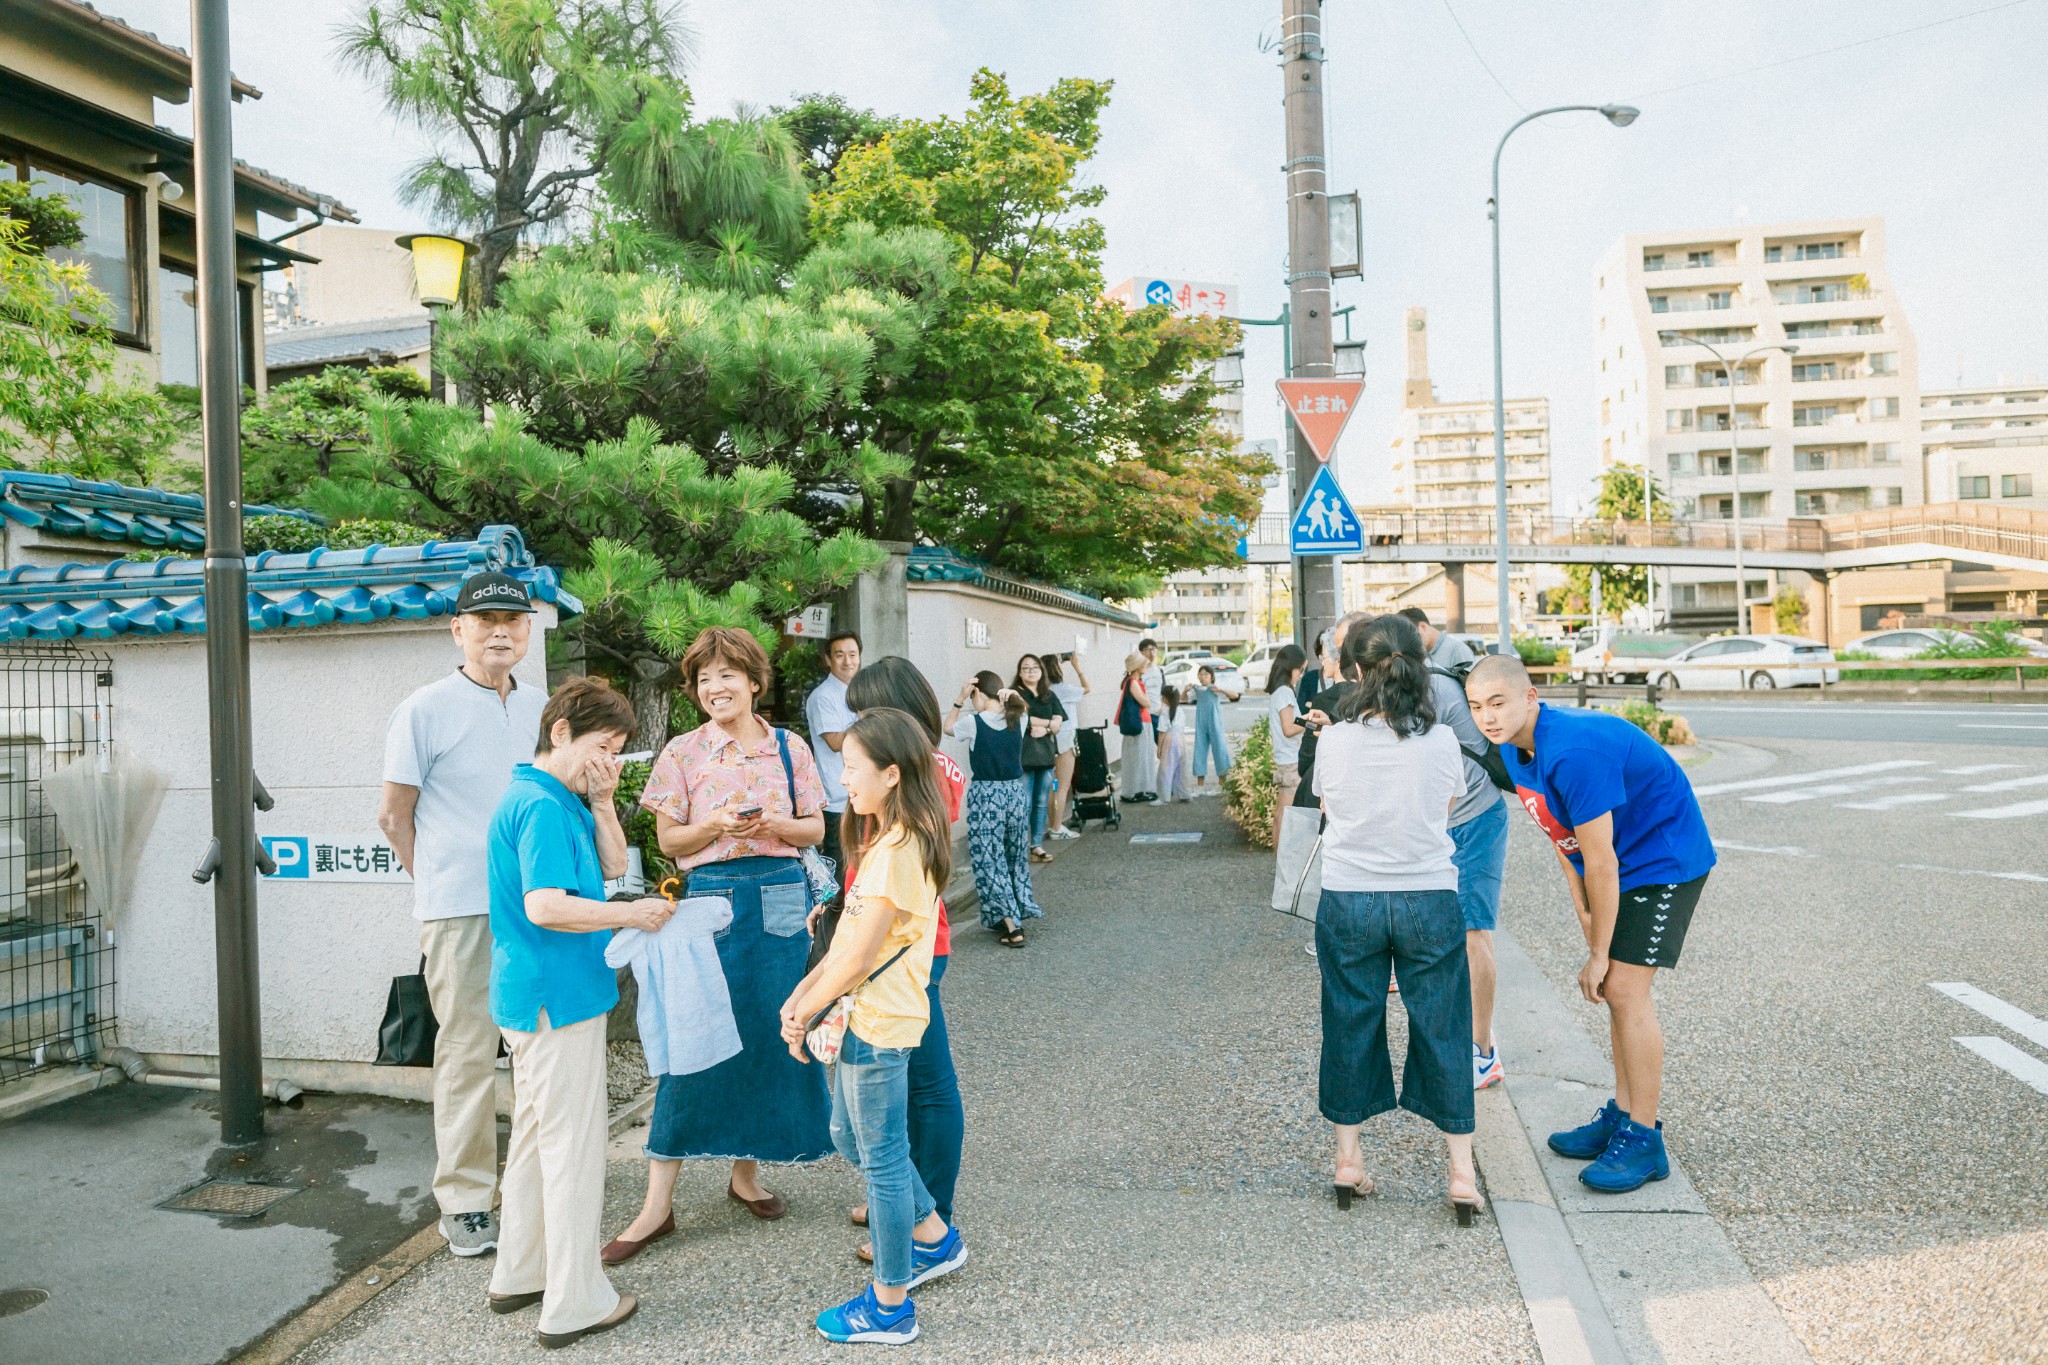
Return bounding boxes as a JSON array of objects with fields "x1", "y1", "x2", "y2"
[{"x1": 96, "y1": 613, "x2": 551, "y2": 1096}]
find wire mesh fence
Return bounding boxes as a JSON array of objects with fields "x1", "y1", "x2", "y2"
[{"x1": 0, "y1": 646, "x2": 115, "y2": 1083}]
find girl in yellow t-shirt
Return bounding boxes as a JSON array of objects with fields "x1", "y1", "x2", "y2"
[{"x1": 779, "y1": 707, "x2": 963, "y2": 1344}]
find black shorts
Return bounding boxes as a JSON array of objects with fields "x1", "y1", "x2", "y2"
[{"x1": 1608, "y1": 874, "x2": 1706, "y2": 969}]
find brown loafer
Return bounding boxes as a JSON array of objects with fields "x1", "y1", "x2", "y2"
[
  {"x1": 727, "y1": 1181, "x2": 786, "y2": 1221},
  {"x1": 537, "y1": 1293, "x2": 637, "y2": 1349},
  {"x1": 488, "y1": 1289, "x2": 543, "y2": 1315},
  {"x1": 599, "y1": 1212, "x2": 673, "y2": 1265}
]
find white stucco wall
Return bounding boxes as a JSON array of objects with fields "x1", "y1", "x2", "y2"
[{"x1": 65, "y1": 612, "x2": 553, "y2": 1078}]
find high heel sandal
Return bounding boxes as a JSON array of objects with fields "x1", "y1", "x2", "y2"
[
  {"x1": 1331, "y1": 1167, "x2": 1375, "y2": 1211},
  {"x1": 1448, "y1": 1172, "x2": 1485, "y2": 1227}
]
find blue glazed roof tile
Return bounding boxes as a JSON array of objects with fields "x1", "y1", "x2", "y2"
[
  {"x1": 0, "y1": 471, "x2": 319, "y2": 552},
  {"x1": 0, "y1": 520, "x2": 580, "y2": 643},
  {"x1": 905, "y1": 545, "x2": 1144, "y2": 628}
]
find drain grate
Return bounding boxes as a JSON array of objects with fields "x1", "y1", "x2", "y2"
[
  {"x1": 0, "y1": 1288, "x2": 51, "y2": 1318},
  {"x1": 159, "y1": 1179, "x2": 302, "y2": 1219}
]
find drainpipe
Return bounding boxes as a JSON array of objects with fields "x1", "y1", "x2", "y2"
[{"x1": 103, "y1": 1046, "x2": 304, "y2": 1108}]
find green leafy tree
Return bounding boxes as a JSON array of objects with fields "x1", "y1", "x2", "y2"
[
  {"x1": 337, "y1": 0, "x2": 695, "y2": 305},
  {"x1": 241, "y1": 366, "x2": 427, "y2": 504},
  {"x1": 773, "y1": 93, "x2": 896, "y2": 188},
  {"x1": 0, "y1": 184, "x2": 192, "y2": 486},
  {"x1": 1564, "y1": 463, "x2": 1673, "y2": 617}
]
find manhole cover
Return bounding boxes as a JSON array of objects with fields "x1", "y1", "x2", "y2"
[
  {"x1": 159, "y1": 1179, "x2": 301, "y2": 1218},
  {"x1": 0, "y1": 1288, "x2": 50, "y2": 1318}
]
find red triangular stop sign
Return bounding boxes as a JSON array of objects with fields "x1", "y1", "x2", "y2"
[{"x1": 1276, "y1": 378, "x2": 1365, "y2": 463}]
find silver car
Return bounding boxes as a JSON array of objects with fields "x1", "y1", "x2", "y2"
[{"x1": 1655, "y1": 634, "x2": 1839, "y2": 691}]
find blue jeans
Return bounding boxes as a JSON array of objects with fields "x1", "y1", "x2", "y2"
[
  {"x1": 1449, "y1": 800, "x2": 1510, "y2": 932},
  {"x1": 832, "y1": 1032, "x2": 937, "y2": 1289},
  {"x1": 1024, "y1": 766, "x2": 1056, "y2": 846},
  {"x1": 1316, "y1": 887, "x2": 1475, "y2": 1134},
  {"x1": 1192, "y1": 712, "x2": 1231, "y2": 778},
  {"x1": 908, "y1": 954, "x2": 963, "y2": 1221}
]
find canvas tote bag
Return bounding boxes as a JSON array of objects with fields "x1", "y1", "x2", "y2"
[{"x1": 1269, "y1": 806, "x2": 1324, "y2": 922}]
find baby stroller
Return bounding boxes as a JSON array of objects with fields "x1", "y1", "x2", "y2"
[{"x1": 1067, "y1": 723, "x2": 1121, "y2": 831}]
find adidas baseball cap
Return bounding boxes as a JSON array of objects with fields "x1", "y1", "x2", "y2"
[{"x1": 454, "y1": 571, "x2": 536, "y2": 614}]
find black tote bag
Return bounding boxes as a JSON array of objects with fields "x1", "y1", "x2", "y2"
[{"x1": 374, "y1": 956, "x2": 438, "y2": 1067}]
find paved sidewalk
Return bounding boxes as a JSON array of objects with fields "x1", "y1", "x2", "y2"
[{"x1": 300, "y1": 794, "x2": 1543, "y2": 1363}]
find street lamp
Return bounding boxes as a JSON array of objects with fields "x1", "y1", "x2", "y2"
[
  {"x1": 1490, "y1": 103, "x2": 1638, "y2": 653},
  {"x1": 1660, "y1": 333, "x2": 1798, "y2": 631},
  {"x1": 395, "y1": 232, "x2": 471, "y2": 402}
]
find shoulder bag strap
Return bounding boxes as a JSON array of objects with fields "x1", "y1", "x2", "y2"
[{"x1": 774, "y1": 727, "x2": 799, "y2": 812}]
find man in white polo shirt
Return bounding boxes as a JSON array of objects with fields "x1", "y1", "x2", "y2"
[
  {"x1": 377, "y1": 571, "x2": 546, "y2": 1256},
  {"x1": 804, "y1": 630, "x2": 861, "y2": 870}
]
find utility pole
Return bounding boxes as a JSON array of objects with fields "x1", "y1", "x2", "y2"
[
  {"x1": 1280, "y1": 0, "x2": 1339, "y2": 651},
  {"x1": 192, "y1": 0, "x2": 265, "y2": 1146}
]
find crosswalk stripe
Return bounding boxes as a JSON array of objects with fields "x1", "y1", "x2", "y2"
[
  {"x1": 1690, "y1": 759, "x2": 1929, "y2": 798},
  {"x1": 1745, "y1": 776, "x2": 1926, "y2": 805},
  {"x1": 1953, "y1": 797, "x2": 2048, "y2": 820},
  {"x1": 1931, "y1": 982, "x2": 2048, "y2": 1050},
  {"x1": 1899, "y1": 864, "x2": 2048, "y2": 884},
  {"x1": 1941, "y1": 764, "x2": 2026, "y2": 775},
  {"x1": 1837, "y1": 792, "x2": 1953, "y2": 811},
  {"x1": 1959, "y1": 773, "x2": 2048, "y2": 793},
  {"x1": 1954, "y1": 1037, "x2": 2048, "y2": 1097}
]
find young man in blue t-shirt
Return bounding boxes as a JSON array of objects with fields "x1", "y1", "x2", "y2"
[{"x1": 1465, "y1": 655, "x2": 1716, "y2": 1193}]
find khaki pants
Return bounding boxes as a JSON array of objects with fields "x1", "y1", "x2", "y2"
[
  {"x1": 419, "y1": 916, "x2": 500, "y2": 1215},
  {"x1": 490, "y1": 1011, "x2": 619, "y2": 1336}
]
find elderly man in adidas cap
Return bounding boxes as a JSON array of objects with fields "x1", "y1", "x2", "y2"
[
  {"x1": 377, "y1": 570, "x2": 545, "y2": 1255},
  {"x1": 1463, "y1": 654, "x2": 1716, "y2": 1194}
]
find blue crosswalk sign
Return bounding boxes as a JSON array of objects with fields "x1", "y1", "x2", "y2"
[{"x1": 1290, "y1": 466, "x2": 1362, "y2": 555}]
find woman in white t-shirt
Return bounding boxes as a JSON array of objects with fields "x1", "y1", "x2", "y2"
[
  {"x1": 1264, "y1": 643, "x2": 1308, "y2": 844},
  {"x1": 1041, "y1": 653, "x2": 1089, "y2": 838},
  {"x1": 1310, "y1": 614, "x2": 1480, "y2": 1226}
]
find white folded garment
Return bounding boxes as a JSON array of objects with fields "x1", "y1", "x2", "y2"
[{"x1": 604, "y1": 895, "x2": 742, "y2": 1077}]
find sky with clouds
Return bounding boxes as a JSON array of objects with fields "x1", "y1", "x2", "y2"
[{"x1": 116, "y1": 0, "x2": 2048, "y2": 512}]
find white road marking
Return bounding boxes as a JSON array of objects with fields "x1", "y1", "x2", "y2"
[
  {"x1": 1902, "y1": 864, "x2": 2048, "y2": 883},
  {"x1": 1953, "y1": 1037, "x2": 2048, "y2": 1097},
  {"x1": 1959, "y1": 772, "x2": 2048, "y2": 793},
  {"x1": 1745, "y1": 776, "x2": 1927, "y2": 804},
  {"x1": 1958, "y1": 724, "x2": 2048, "y2": 731},
  {"x1": 1837, "y1": 792, "x2": 1953, "y2": 811},
  {"x1": 1711, "y1": 840, "x2": 1809, "y2": 856},
  {"x1": 1940, "y1": 764, "x2": 2026, "y2": 774},
  {"x1": 1691, "y1": 759, "x2": 1930, "y2": 798},
  {"x1": 1954, "y1": 797, "x2": 2048, "y2": 820},
  {"x1": 1930, "y1": 982, "x2": 2048, "y2": 1051}
]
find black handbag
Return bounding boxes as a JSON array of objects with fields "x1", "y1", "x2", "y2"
[{"x1": 374, "y1": 955, "x2": 438, "y2": 1067}]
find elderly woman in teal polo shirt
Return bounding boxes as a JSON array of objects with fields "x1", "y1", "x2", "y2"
[{"x1": 483, "y1": 676, "x2": 675, "y2": 1349}]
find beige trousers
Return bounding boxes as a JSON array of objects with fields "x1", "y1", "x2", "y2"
[
  {"x1": 490, "y1": 1010, "x2": 619, "y2": 1336},
  {"x1": 419, "y1": 915, "x2": 500, "y2": 1215}
]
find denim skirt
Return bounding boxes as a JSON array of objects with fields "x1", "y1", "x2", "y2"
[{"x1": 645, "y1": 856, "x2": 833, "y2": 1162}]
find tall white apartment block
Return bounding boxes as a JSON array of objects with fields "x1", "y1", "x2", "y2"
[
  {"x1": 1923, "y1": 380, "x2": 2048, "y2": 511},
  {"x1": 1594, "y1": 218, "x2": 1922, "y2": 530},
  {"x1": 1389, "y1": 308, "x2": 1552, "y2": 515}
]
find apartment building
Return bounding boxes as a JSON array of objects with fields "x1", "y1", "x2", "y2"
[
  {"x1": 1133, "y1": 566, "x2": 1256, "y2": 655},
  {"x1": 1923, "y1": 380, "x2": 2048, "y2": 510},
  {"x1": 1388, "y1": 308, "x2": 1552, "y2": 515},
  {"x1": 1594, "y1": 218, "x2": 1921, "y2": 623}
]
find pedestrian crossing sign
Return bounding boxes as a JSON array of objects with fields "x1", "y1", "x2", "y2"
[{"x1": 1290, "y1": 466, "x2": 1362, "y2": 555}]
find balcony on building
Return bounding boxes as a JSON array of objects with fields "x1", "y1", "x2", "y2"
[
  {"x1": 1784, "y1": 317, "x2": 1886, "y2": 341},
  {"x1": 1793, "y1": 442, "x2": 1901, "y2": 473},
  {"x1": 1669, "y1": 448, "x2": 1770, "y2": 480},
  {"x1": 1648, "y1": 288, "x2": 1740, "y2": 315},
  {"x1": 1660, "y1": 327, "x2": 1757, "y2": 348},
  {"x1": 1641, "y1": 241, "x2": 1740, "y2": 272},
  {"x1": 1762, "y1": 234, "x2": 1862, "y2": 264},
  {"x1": 1667, "y1": 405, "x2": 1767, "y2": 434},
  {"x1": 1795, "y1": 486, "x2": 1900, "y2": 516},
  {"x1": 1663, "y1": 361, "x2": 1763, "y2": 389},
  {"x1": 1772, "y1": 276, "x2": 1875, "y2": 306}
]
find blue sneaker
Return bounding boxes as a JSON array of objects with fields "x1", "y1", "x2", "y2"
[
  {"x1": 816, "y1": 1285, "x2": 919, "y2": 1345},
  {"x1": 1547, "y1": 1098, "x2": 1626, "y2": 1160},
  {"x1": 1579, "y1": 1119, "x2": 1670, "y2": 1193},
  {"x1": 906, "y1": 1224, "x2": 968, "y2": 1288}
]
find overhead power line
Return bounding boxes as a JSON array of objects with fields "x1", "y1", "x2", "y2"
[{"x1": 1438, "y1": 0, "x2": 1527, "y2": 113}]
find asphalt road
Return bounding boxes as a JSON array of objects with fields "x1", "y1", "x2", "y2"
[
  {"x1": 1507, "y1": 729, "x2": 2048, "y2": 1364},
  {"x1": 1672, "y1": 698, "x2": 2048, "y2": 747}
]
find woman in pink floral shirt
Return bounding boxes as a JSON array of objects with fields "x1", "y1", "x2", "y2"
[{"x1": 603, "y1": 628, "x2": 830, "y2": 1263}]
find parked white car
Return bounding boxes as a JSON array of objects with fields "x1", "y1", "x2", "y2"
[
  {"x1": 1161, "y1": 651, "x2": 1243, "y2": 696},
  {"x1": 1238, "y1": 642, "x2": 1284, "y2": 693},
  {"x1": 1569, "y1": 628, "x2": 1701, "y2": 683},
  {"x1": 1847, "y1": 627, "x2": 2048, "y2": 659},
  {"x1": 1653, "y1": 634, "x2": 1839, "y2": 691}
]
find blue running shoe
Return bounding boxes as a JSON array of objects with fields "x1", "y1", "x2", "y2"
[
  {"x1": 906, "y1": 1225, "x2": 968, "y2": 1289},
  {"x1": 816, "y1": 1286, "x2": 919, "y2": 1345},
  {"x1": 1579, "y1": 1119, "x2": 1670, "y2": 1193},
  {"x1": 1547, "y1": 1099, "x2": 1626, "y2": 1160}
]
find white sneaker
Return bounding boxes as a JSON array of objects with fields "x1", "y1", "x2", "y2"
[
  {"x1": 1473, "y1": 1044, "x2": 1505, "y2": 1090},
  {"x1": 1050, "y1": 827, "x2": 1080, "y2": 840},
  {"x1": 441, "y1": 1210, "x2": 499, "y2": 1255}
]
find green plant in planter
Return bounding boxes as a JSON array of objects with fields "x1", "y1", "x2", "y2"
[{"x1": 1223, "y1": 717, "x2": 1277, "y2": 849}]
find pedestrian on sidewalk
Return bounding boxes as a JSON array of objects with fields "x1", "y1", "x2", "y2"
[
  {"x1": 1400, "y1": 607, "x2": 1476, "y2": 673},
  {"x1": 376, "y1": 570, "x2": 546, "y2": 1258},
  {"x1": 844, "y1": 657, "x2": 966, "y2": 1250},
  {"x1": 1188, "y1": 664, "x2": 1238, "y2": 794},
  {"x1": 1422, "y1": 662, "x2": 1511, "y2": 1091},
  {"x1": 781, "y1": 708, "x2": 968, "y2": 1345},
  {"x1": 947, "y1": 671, "x2": 1042, "y2": 947},
  {"x1": 1011, "y1": 653, "x2": 1066, "y2": 861},
  {"x1": 1157, "y1": 687, "x2": 1192, "y2": 802},
  {"x1": 1042, "y1": 652, "x2": 1089, "y2": 835},
  {"x1": 806, "y1": 631, "x2": 863, "y2": 872},
  {"x1": 606, "y1": 628, "x2": 832, "y2": 1262},
  {"x1": 1265, "y1": 643, "x2": 1308, "y2": 845},
  {"x1": 1312, "y1": 616, "x2": 1483, "y2": 1223},
  {"x1": 1139, "y1": 638, "x2": 1165, "y2": 798},
  {"x1": 1116, "y1": 652, "x2": 1157, "y2": 802},
  {"x1": 1464, "y1": 655, "x2": 1716, "y2": 1194},
  {"x1": 484, "y1": 676, "x2": 672, "y2": 1347}
]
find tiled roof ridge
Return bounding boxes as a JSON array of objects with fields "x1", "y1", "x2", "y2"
[
  {"x1": 30, "y1": 0, "x2": 263, "y2": 97},
  {"x1": 906, "y1": 544, "x2": 1144, "y2": 628},
  {"x1": 0, "y1": 470, "x2": 321, "y2": 552},
  {"x1": 265, "y1": 313, "x2": 432, "y2": 339}
]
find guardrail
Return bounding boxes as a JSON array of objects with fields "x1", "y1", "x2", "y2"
[{"x1": 1622, "y1": 656, "x2": 2048, "y2": 693}]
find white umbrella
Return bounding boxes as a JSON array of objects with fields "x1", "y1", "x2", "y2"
[{"x1": 41, "y1": 746, "x2": 169, "y2": 927}]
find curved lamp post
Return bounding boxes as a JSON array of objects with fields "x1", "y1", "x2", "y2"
[
  {"x1": 1660, "y1": 333, "x2": 1799, "y2": 630},
  {"x1": 395, "y1": 232, "x2": 471, "y2": 402},
  {"x1": 1490, "y1": 103, "x2": 1638, "y2": 652}
]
